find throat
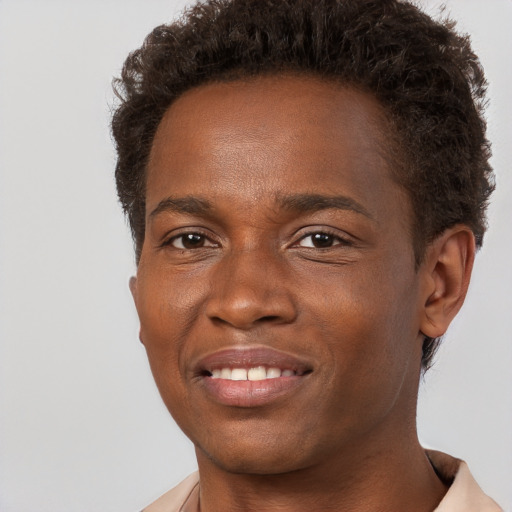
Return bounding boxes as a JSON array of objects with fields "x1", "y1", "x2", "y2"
[{"x1": 192, "y1": 442, "x2": 449, "y2": 512}]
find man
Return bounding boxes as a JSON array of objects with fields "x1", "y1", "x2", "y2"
[{"x1": 112, "y1": 0, "x2": 501, "y2": 510}]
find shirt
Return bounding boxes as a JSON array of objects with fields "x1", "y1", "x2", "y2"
[{"x1": 142, "y1": 450, "x2": 503, "y2": 512}]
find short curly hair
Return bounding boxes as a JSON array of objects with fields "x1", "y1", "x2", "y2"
[{"x1": 112, "y1": 0, "x2": 493, "y2": 369}]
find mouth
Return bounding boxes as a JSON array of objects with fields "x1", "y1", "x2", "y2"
[
  {"x1": 205, "y1": 366, "x2": 307, "y2": 380},
  {"x1": 194, "y1": 347, "x2": 313, "y2": 407}
]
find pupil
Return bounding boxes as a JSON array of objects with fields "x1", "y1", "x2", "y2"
[
  {"x1": 183, "y1": 234, "x2": 204, "y2": 248},
  {"x1": 313, "y1": 233, "x2": 333, "y2": 248}
]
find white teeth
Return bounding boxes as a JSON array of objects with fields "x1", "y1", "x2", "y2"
[
  {"x1": 247, "y1": 366, "x2": 267, "y2": 381},
  {"x1": 266, "y1": 367, "x2": 282, "y2": 379},
  {"x1": 210, "y1": 366, "x2": 296, "y2": 380},
  {"x1": 231, "y1": 368, "x2": 248, "y2": 381},
  {"x1": 220, "y1": 368, "x2": 232, "y2": 379}
]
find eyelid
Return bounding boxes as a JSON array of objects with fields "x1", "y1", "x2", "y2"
[
  {"x1": 296, "y1": 234, "x2": 342, "y2": 248},
  {"x1": 291, "y1": 227, "x2": 354, "y2": 248},
  {"x1": 158, "y1": 225, "x2": 354, "y2": 250},
  {"x1": 160, "y1": 228, "x2": 220, "y2": 249}
]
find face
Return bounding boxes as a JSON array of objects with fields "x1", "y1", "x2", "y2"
[{"x1": 132, "y1": 75, "x2": 426, "y2": 475}]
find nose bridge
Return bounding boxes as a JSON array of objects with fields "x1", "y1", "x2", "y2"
[{"x1": 206, "y1": 244, "x2": 296, "y2": 329}]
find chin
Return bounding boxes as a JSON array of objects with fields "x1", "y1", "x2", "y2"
[
  {"x1": 193, "y1": 426, "x2": 322, "y2": 476},
  {"x1": 201, "y1": 448, "x2": 306, "y2": 476}
]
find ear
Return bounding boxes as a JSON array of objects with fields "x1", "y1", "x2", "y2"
[
  {"x1": 129, "y1": 275, "x2": 138, "y2": 301},
  {"x1": 129, "y1": 276, "x2": 144, "y2": 345},
  {"x1": 419, "y1": 226, "x2": 476, "y2": 339}
]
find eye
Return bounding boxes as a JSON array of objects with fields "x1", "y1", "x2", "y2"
[
  {"x1": 297, "y1": 232, "x2": 345, "y2": 248},
  {"x1": 169, "y1": 233, "x2": 216, "y2": 249}
]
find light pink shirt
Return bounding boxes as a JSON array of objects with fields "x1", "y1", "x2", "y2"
[{"x1": 143, "y1": 451, "x2": 503, "y2": 512}]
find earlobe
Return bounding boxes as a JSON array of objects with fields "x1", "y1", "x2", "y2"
[{"x1": 420, "y1": 226, "x2": 475, "y2": 339}]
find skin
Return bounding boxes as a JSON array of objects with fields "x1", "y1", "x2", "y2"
[{"x1": 131, "y1": 75, "x2": 475, "y2": 511}]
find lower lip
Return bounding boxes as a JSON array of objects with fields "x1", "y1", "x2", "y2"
[{"x1": 200, "y1": 375, "x2": 308, "y2": 407}]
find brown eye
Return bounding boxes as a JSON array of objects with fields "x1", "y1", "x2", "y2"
[
  {"x1": 298, "y1": 232, "x2": 340, "y2": 248},
  {"x1": 312, "y1": 233, "x2": 335, "y2": 248},
  {"x1": 171, "y1": 233, "x2": 210, "y2": 249}
]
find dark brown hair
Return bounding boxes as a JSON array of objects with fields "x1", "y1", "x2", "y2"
[{"x1": 112, "y1": 0, "x2": 493, "y2": 368}]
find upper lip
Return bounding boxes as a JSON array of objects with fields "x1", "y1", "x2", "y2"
[{"x1": 193, "y1": 346, "x2": 314, "y2": 376}]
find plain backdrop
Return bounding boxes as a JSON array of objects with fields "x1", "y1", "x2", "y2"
[{"x1": 0, "y1": 0, "x2": 510, "y2": 511}]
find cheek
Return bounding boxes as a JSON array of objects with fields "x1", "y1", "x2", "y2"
[
  {"x1": 305, "y1": 259, "x2": 420, "y2": 387},
  {"x1": 137, "y1": 263, "x2": 203, "y2": 337},
  {"x1": 134, "y1": 264, "x2": 209, "y2": 390}
]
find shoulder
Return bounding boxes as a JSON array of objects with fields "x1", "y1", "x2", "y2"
[
  {"x1": 141, "y1": 472, "x2": 199, "y2": 512},
  {"x1": 428, "y1": 450, "x2": 503, "y2": 512}
]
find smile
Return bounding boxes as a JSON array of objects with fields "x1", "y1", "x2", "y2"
[
  {"x1": 195, "y1": 347, "x2": 313, "y2": 407},
  {"x1": 210, "y1": 367, "x2": 300, "y2": 381}
]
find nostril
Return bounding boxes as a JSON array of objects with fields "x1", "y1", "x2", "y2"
[
  {"x1": 209, "y1": 314, "x2": 282, "y2": 328},
  {"x1": 257, "y1": 315, "x2": 281, "y2": 323},
  {"x1": 206, "y1": 291, "x2": 297, "y2": 329}
]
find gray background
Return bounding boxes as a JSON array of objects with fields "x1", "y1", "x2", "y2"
[{"x1": 0, "y1": 0, "x2": 510, "y2": 510}]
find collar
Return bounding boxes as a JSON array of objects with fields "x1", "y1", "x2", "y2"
[{"x1": 428, "y1": 450, "x2": 502, "y2": 512}]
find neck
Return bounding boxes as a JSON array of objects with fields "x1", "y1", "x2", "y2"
[{"x1": 194, "y1": 430, "x2": 447, "y2": 512}]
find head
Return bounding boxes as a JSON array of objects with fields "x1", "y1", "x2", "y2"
[
  {"x1": 112, "y1": 0, "x2": 493, "y2": 371},
  {"x1": 113, "y1": 0, "x2": 493, "y2": 476}
]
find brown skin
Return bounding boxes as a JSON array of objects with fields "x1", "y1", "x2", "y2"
[{"x1": 131, "y1": 75, "x2": 475, "y2": 511}]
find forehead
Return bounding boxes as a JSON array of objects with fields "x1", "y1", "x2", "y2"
[
  {"x1": 146, "y1": 74, "x2": 407, "y2": 223},
  {"x1": 156, "y1": 74, "x2": 386, "y2": 135},
  {"x1": 149, "y1": 75, "x2": 390, "y2": 165}
]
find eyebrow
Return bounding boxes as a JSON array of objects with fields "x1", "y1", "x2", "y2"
[
  {"x1": 277, "y1": 193, "x2": 374, "y2": 220},
  {"x1": 149, "y1": 196, "x2": 212, "y2": 218},
  {"x1": 149, "y1": 193, "x2": 374, "y2": 221}
]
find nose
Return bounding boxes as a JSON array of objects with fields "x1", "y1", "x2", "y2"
[{"x1": 205, "y1": 249, "x2": 297, "y2": 330}]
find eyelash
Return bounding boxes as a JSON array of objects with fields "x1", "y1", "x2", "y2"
[
  {"x1": 163, "y1": 231, "x2": 217, "y2": 250},
  {"x1": 162, "y1": 229, "x2": 351, "y2": 251},
  {"x1": 293, "y1": 230, "x2": 352, "y2": 249}
]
